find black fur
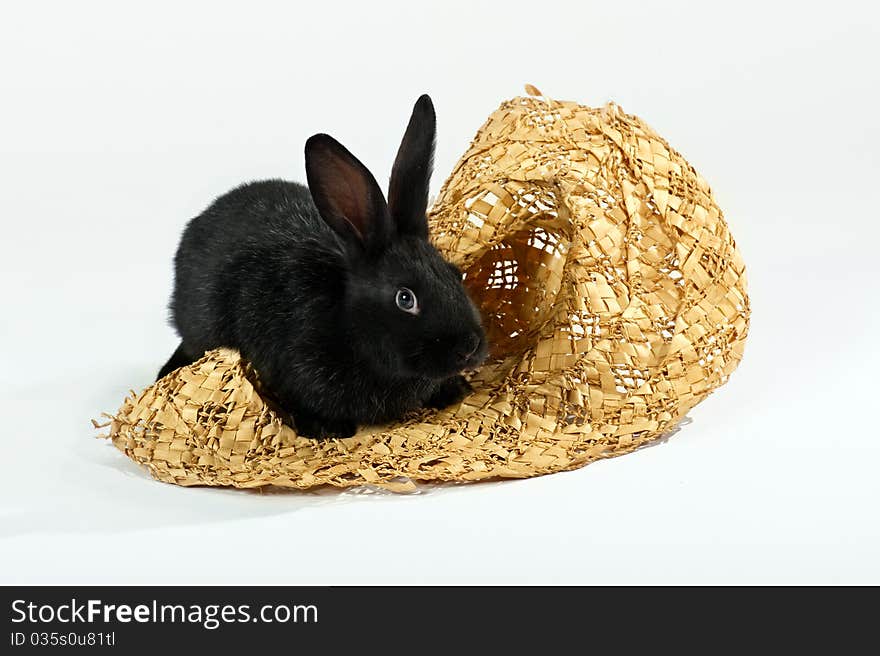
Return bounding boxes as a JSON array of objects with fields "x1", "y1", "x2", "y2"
[{"x1": 159, "y1": 95, "x2": 488, "y2": 439}]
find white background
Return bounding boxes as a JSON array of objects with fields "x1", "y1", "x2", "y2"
[{"x1": 2, "y1": 1, "x2": 878, "y2": 584}]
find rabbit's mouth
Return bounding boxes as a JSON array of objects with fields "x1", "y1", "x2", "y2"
[
  {"x1": 460, "y1": 335, "x2": 489, "y2": 372},
  {"x1": 411, "y1": 348, "x2": 485, "y2": 380},
  {"x1": 440, "y1": 330, "x2": 488, "y2": 377}
]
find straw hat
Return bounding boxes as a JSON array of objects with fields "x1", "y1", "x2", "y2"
[{"x1": 98, "y1": 87, "x2": 749, "y2": 492}]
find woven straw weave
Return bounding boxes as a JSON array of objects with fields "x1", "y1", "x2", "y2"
[{"x1": 99, "y1": 88, "x2": 749, "y2": 491}]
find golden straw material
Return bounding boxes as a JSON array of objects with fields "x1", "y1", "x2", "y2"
[{"x1": 98, "y1": 88, "x2": 750, "y2": 491}]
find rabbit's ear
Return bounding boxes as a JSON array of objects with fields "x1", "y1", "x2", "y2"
[
  {"x1": 305, "y1": 134, "x2": 391, "y2": 252},
  {"x1": 388, "y1": 94, "x2": 435, "y2": 239}
]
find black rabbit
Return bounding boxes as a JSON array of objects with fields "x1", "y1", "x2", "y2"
[{"x1": 158, "y1": 95, "x2": 488, "y2": 439}]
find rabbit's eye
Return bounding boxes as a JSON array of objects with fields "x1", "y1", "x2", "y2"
[{"x1": 395, "y1": 287, "x2": 419, "y2": 315}]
